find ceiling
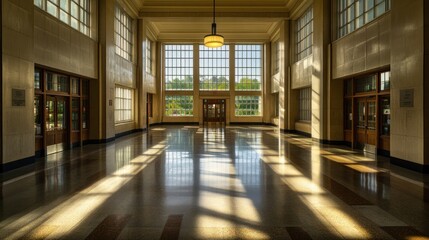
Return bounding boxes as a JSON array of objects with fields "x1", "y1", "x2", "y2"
[{"x1": 127, "y1": 0, "x2": 311, "y2": 41}]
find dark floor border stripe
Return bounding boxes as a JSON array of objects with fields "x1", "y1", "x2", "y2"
[
  {"x1": 160, "y1": 214, "x2": 183, "y2": 240},
  {"x1": 115, "y1": 128, "x2": 145, "y2": 139},
  {"x1": 0, "y1": 156, "x2": 35, "y2": 173},
  {"x1": 381, "y1": 226, "x2": 429, "y2": 239},
  {"x1": 286, "y1": 227, "x2": 313, "y2": 240},
  {"x1": 390, "y1": 157, "x2": 429, "y2": 173},
  {"x1": 85, "y1": 214, "x2": 131, "y2": 240},
  {"x1": 282, "y1": 129, "x2": 312, "y2": 138}
]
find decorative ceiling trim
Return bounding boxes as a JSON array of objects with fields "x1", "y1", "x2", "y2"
[
  {"x1": 139, "y1": 11, "x2": 289, "y2": 19},
  {"x1": 118, "y1": 0, "x2": 140, "y2": 18}
]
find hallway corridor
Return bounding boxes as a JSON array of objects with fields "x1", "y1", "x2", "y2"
[{"x1": 1, "y1": 125, "x2": 428, "y2": 239}]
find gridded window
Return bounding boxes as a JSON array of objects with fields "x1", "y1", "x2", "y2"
[
  {"x1": 46, "y1": 72, "x2": 69, "y2": 92},
  {"x1": 338, "y1": 0, "x2": 390, "y2": 38},
  {"x1": 272, "y1": 40, "x2": 280, "y2": 74},
  {"x1": 146, "y1": 39, "x2": 154, "y2": 75},
  {"x1": 165, "y1": 95, "x2": 193, "y2": 116},
  {"x1": 296, "y1": 7, "x2": 313, "y2": 61},
  {"x1": 299, "y1": 88, "x2": 311, "y2": 121},
  {"x1": 355, "y1": 74, "x2": 376, "y2": 93},
  {"x1": 35, "y1": 68, "x2": 42, "y2": 90},
  {"x1": 115, "y1": 5, "x2": 133, "y2": 61},
  {"x1": 235, "y1": 45, "x2": 262, "y2": 91},
  {"x1": 199, "y1": 45, "x2": 230, "y2": 91},
  {"x1": 273, "y1": 93, "x2": 279, "y2": 117},
  {"x1": 115, "y1": 86, "x2": 133, "y2": 123},
  {"x1": 235, "y1": 96, "x2": 262, "y2": 116},
  {"x1": 34, "y1": 0, "x2": 90, "y2": 36},
  {"x1": 380, "y1": 71, "x2": 390, "y2": 91},
  {"x1": 165, "y1": 45, "x2": 193, "y2": 90}
]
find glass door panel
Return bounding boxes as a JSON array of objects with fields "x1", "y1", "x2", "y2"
[
  {"x1": 357, "y1": 100, "x2": 366, "y2": 128},
  {"x1": 367, "y1": 100, "x2": 376, "y2": 130},
  {"x1": 46, "y1": 96, "x2": 68, "y2": 154}
]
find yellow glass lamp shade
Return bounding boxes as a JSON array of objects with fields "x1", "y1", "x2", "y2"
[{"x1": 204, "y1": 34, "x2": 224, "y2": 48}]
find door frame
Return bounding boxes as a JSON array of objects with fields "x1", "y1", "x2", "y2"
[
  {"x1": 45, "y1": 95, "x2": 69, "y2": 155},
  {"x1": 354, "y1": 96, "x2": 377, "y2": 153}
]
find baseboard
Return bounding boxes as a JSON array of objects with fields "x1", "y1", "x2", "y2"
[
  {"x1": 160, "y1": 122, "x2": 199, "y2": 125},
  {"x1": 377, "y1": 149, "x2": 390, "y2": 157},
  {"x1": 1, "y1": 156, "x2": 36, "y2": 173},
  {"x1": 315, "y1": 139, "x2": 347, "y2": 145},
  {"x1": 390, "y1": 157, "x2": 429, "y2": 173},
  {"x1": 115, "y1": 128, "x2": 144, "y2": 139},
  {"x1": 86, "y1": 137, "x2": 115, "y2": 144},
  {"x1": 282, "y1": 129, "x2": 312, "y2": 138},
  {"x1": 229, "y1": 122, "x2": 265, "y2": 125}
]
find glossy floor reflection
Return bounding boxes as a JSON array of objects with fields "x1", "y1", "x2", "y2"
[{"x1": 1, "y1": 125, "x2": 429, "y2": 239}]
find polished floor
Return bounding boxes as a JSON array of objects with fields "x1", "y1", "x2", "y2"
[{"x1": 1, "y1": 125, "x2": 429, "y2": 239}]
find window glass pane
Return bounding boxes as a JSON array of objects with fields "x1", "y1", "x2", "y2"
[
  {"x1": 380, "y1": 71, "x2": 390, "y2": 91},
  {"x1": 338, "y1": 0, "x2": 389, "y2": 38},
  {"x1": 235, "y1": 45, "x2": 262, "y2": 91},
  {"x1": 114, "y1": 5, "x2": 133, "y2": 61},
  {"x1": 355, "y1": 74, "x2": 376, "y2": 93},
  {"x1": 296, "y1": 7, "x2": 313, "y2": 61},
  {"x1": 235, "y1": 96, "x2": 262, "y2": 116},
  {"x1": 380, "y1": 97, "x2": 390, "y2": 135},
  {"x1": 344, "y1": 98, "x2": 352, "y2": 130},
  {"x1": 46, "y1": 72, "x2": 69, "y2": 92},
  {"x1": 35, "y1": 68, "x2": 42, "y2": 90},
  {"x1": 34, "y1": 0, "x2": 43, "y2": 8},
  {"x1": 47, "y1": 1, "x2": 58, "y2": 17},
  {"x1": 299, "y1": 88, "x2": 312, "y2": 121},
  {"x1": 165, "y1": 95, "x2": 193, "y2": 116},
  {"x1": 164, "y1": 45, "x2": 194, "y2": 90},
  {"x1": 34, "y1": 0, "x2": 90, "y2": 36},
  {"x1": 72, "y1": 98, "x2": 80, "y2": 130},
  {"x1": 34, "y1": 95, "x2": 43, "y2": 135},
  {"x1": 71, "y1": 77, "x2": 80, "y2": 94},
  {"x1": 115, "y1": 86, "x2": 133, "y2": 122},
  {"x1": 199, "y1": 45, "x2": 230, "y2": 91}
]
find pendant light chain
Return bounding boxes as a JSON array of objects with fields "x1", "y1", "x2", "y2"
[{"x1": 213, "y1": 0, "x2": 216, "y2": 24}]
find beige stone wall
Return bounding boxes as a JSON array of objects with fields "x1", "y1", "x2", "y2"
[
  {"x1": 98, "y1": 1, "x2": 139, "y2": 136},
  {"x1": 390, "y1": 0, "x2": 425, "y2": 165},
  {"x1": 311, "y1": 0, "x2": 330, "y2": 140},
  {"x1": 2, "y1": 0, "x2": 35, "y2": 163},
  {"x1": 33, "y1": 9, "x2": 98, "y2": 79},
  {"x1": 332, "y1": 13, "x2": 391, "y2": 79},
  {"x1": 291, "y1": 55, "x2": 313, "y2": 89}
]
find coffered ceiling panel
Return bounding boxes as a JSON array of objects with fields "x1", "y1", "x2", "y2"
[{"x1": 128, "y1": 0, "x2": 308, "y2": 41}]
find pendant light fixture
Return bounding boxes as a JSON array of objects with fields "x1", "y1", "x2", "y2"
[{"x1": 204, "y1": 0, "x2": 224, "y2": 48}]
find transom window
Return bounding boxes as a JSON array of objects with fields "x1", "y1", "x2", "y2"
[
  {"x1": 235, "y1": 96, "x2": 262, "y2": 116},
  {"x1": 296, "y1": 7, "x2": 313, "y2": 61},
  {"x1": 34, "y1": 0, "x2": 90, "y2": 36},
  {"x1": 235, "y1": 45, "x2": 262, "y2": 91},
  {"x1": 115, "y1": 86, "x2": 133, "y2": 123},
  {"x1": 165, "y1": 45, "x2": 194, "y2": 90},
  {"x1": 115, "y1": 5, "x2": 133, "y2": 61},
  {"x1": 199, "y1": 45, "x2": 230, "y2": 91},
  {"x1": 338, "y1": 0, "x2": 391, "y2": 38},
  {"x1": 165, "y1": 95, "x2": 193, "y2": 116}
]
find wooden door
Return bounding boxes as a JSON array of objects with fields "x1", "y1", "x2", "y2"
[
  {"x1": 46, "y1": 96, "x2": 68, "y2": 154},
  {"x1": 355, "y1": 97, "x2": 377, "y2": 153},
  {"x1": 203, "y1": 99, "x2": 226, "y2": 124}
]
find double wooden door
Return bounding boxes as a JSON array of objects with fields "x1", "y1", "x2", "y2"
[
  {"x1": 46, "y1": 96, "x2": 68, "y2": 154},
  {"x1": 203, "y1": 99, "x2": 226, "y2": 124},
  {"x1": 355, "y1": 97, "x2": 377, "y2": 153}
]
